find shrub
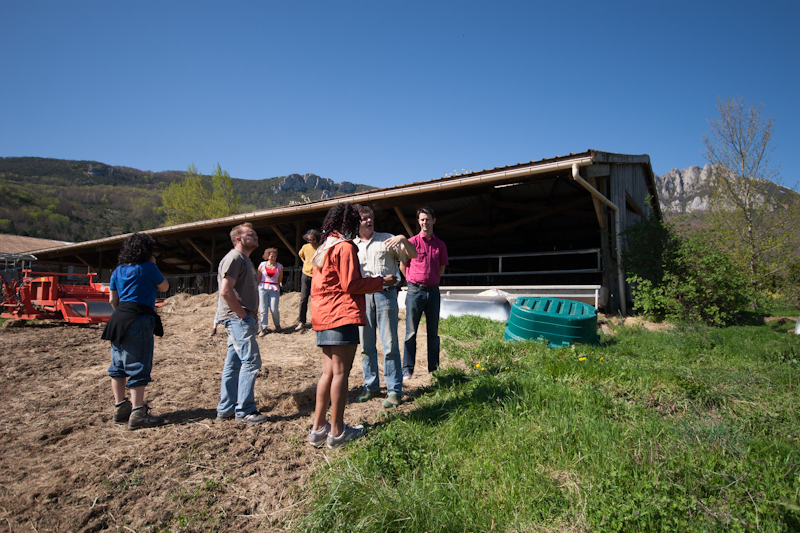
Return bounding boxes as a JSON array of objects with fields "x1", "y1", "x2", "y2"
[{"x1": 624, "y1": 218, "x2": 749, "y2": 325}]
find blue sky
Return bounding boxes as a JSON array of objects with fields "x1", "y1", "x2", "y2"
[{"x1": 2, "y1": 1, "x2": 798, "y2": 189}]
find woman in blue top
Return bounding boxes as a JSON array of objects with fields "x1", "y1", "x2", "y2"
[{"x1": 102, "y1": 233, "x2": 169, "y2": 430}]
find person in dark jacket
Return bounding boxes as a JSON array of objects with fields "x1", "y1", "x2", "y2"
[{"x1": 102, "y1": 233, "x2": 169, "y2": 430}]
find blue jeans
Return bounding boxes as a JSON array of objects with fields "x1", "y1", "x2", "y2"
[
  {"x1": 403, "y1": 285, "x2": 440, "y2": 374},
  {"x1": 359, "y1": 288, "x2": 402, "y2": 394},
  {"x1": 108, "y1": 315, "x2": 155, "y2": 389},
  {"x1": 217, "y1": 315, "x2": 262, "y2": 417},
  {"x1": 258, "y1": 287, "x2": 280, "y2": 330}
]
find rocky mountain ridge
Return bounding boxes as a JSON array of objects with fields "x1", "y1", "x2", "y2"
[
  {"x1": 654, "y1": 164, "x2": 798, "y2": 215},
  {"x1": 272, "y1": 173, "x2": 357, "y2": 199},
  {"x1": 655, "y1": 164, "x2": 714, "y2": 213}
]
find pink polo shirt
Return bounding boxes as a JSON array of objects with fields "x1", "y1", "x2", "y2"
[{"x1": 404, "y1": 232, "x2": 448, "y2": 286}]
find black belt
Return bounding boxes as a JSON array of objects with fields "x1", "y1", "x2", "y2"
[{"x1": 409, "y1": 282, "x2": 438, "y2": 289}]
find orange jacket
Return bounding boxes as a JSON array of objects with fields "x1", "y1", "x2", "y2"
[{"x1": 310, "y1": 241, "x2": 383, "y2": 331}]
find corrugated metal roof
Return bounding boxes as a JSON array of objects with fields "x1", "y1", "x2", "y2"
[
  {"x1": 0, "y1": 234, "x2": 71, "y2": 254},
  {"x1": 28, "y1": 150, "x2": 657, "y2": 261},
  {"x1": 30, "y1": 151, "x2": 603, "y2": 255}
]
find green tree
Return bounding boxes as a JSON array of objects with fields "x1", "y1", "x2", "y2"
[
  {"x1": 702, "y1": 95, "x2": 800, "y2": 296},
  {"x1": 162, "y1": 163, "x2": 241, "y2": 225},
  {"x1": 208, "y1": 163, "x2": 241, "y2": 218}
]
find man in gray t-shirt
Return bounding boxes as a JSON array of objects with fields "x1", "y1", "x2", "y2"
[
  {"x1": 216, "y1": 223, "x2": 268, "y2": 425},
  {"x1": 216, "y1": 249, "x2": 259, "y2": 321}
]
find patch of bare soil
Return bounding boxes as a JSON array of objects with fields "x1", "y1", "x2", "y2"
[
  {"x1": 598, "y1": 313, "x2": 675, "y2": 334},
  {"x1": 764, "y1": 316, "x2": 798, "y2": 325},
  {"x1": 0, "y1": 291, "x2": 434, "y2": 532}
]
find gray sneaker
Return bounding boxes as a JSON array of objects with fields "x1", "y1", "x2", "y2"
[
  {"x1": 216, "y1": 412, "x2": 234, "y2": 421},
  {"x1": 113, "y1": 398, "x2": 132, "y2": 425},
  {"x1": 308, "y1": 422, "x2": 331, "y2": 448},
  {"x1": 326, "y1": 424, "x2": 364, "y2": 449},
  {"x1": 128, "y1": 404, "x2": 165, "y2": 430},
  {"x1": 236, "y1": 412, "x2": 268, "y2": 425}
]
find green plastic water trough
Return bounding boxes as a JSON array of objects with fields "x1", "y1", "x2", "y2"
[{"x1": 504, "y1": 297, "x2": 598, "y2": 347}]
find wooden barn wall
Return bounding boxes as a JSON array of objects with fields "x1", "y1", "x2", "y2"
[{"x1": 609, "y1": 163, "x2": 652, "y2": 235}]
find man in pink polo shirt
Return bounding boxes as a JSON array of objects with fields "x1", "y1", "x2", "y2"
[{"x1": 399, "y1": 206, "x2": 448, "y2": 378}]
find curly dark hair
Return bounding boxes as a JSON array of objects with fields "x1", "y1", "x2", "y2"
[
  {"x1": 321, "y1": 204, "x2": 361, "y2": 240},
  {"x1": 118, "y1": 233, "x2": 155, "y2": 265}
]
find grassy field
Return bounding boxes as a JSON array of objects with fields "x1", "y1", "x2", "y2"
[{"x1": 296, "y1": 315, "x2": 800, "y2": 532}]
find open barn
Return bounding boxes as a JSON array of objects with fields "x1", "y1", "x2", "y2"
[{"x1": 28, "y1": 150, "x2": 661, "y2": 314}]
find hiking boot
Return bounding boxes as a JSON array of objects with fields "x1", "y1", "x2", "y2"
[
  {"x1": 216, "y1": 412, "x2": 234, "y2": 421},
  {"x1": 326, "y1": 424, "x2": 364, "y2": 449},
  {"x1": 356, "y1": 389, "x2": 380, "y2": 403},
  {"x1": 113, "y1": 398, "x2": 132, "y2": 425},
  {"x1": 382, "y1": 392, "x2": 401, "y2": 408},
  {"x1": 308, "y1": 422, "x2": 331, "y2": 448},
  {"x1": 128, "y1": 404, "x2": 165, "y2": 430},
  {"x1": 236, "y1": 412, "x2": 268, "y2": 425}
]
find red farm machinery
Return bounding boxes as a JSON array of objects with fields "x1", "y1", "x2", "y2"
[{"x1": 1, "y1": 270, "x2": 113, "y2": 324}]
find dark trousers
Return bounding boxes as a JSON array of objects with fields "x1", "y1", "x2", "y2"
[
  {"x1": 297, "y1": 273, "x2": 312, "y2": 324},
  {"x1": 403, "y1": 285, "x2": 440, "y2": 373}
]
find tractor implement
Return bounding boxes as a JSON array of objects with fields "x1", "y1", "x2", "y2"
[{"x1": 1, "y1": 270, "x2": 113, "y2": 324}]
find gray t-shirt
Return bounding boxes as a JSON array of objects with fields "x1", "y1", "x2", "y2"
[{"x1": 216, "y1": 249, "x2": 259, "y2": 321}]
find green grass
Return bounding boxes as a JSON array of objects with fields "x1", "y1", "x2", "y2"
[{"x1": 296, "y1": 315, "x2": 800, "y2": 532}]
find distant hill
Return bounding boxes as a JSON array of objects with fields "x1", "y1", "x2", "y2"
[{"x1": 0, "y1": 157, "x2": 374, "y2": 242}]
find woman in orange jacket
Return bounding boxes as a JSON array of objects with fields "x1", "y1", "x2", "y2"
[{"x1": 307, "y1": 204, "x2": 396, "y2": 449}]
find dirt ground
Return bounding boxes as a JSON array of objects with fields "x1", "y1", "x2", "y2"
[
  {"x1": 4, "y1": 292, "x2": 782, "y2": 532},
  {"x1": 0, "y1": 291, "x2": 436, "y2": 533}
]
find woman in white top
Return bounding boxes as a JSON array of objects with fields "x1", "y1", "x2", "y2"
[{"x1": 257, "y1": 247, "x2": 283, "y2": 335}]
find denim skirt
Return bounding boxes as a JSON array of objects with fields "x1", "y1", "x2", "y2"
[{"x1": 316, "y1": 324, "x2": 360, "y2": 346}]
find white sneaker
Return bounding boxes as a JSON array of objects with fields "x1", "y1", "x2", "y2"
[
  {"x1": 294, "y1": 322, "x2": 305, "y2": 331},
  {"x1": 309, "y1": 422, "x2": 330, "y2": 448},
  {"x1": 326, "y1": 424, "x2": 364, "y2": 449}
]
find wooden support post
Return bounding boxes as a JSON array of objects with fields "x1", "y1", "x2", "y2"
[
  {"x1": 211, "y1": 235, "x2": 216, "y2": 272},
  {"x1": 394, "y1": 207, "x2": 415, "y2": 237},
  {"x1": 294, "y1": 224, "x2": 303, "y2": 292},
  {"x1": 294, "y1": 224, "x2": 303, "y2": 267}
]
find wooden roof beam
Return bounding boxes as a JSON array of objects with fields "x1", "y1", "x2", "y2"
[
  {"x1": 270, "y1": 225, "x2": 300, "y2": 261},
  {"x1": 185, "y1": 237, "x2": 213, "y2": 267}
]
